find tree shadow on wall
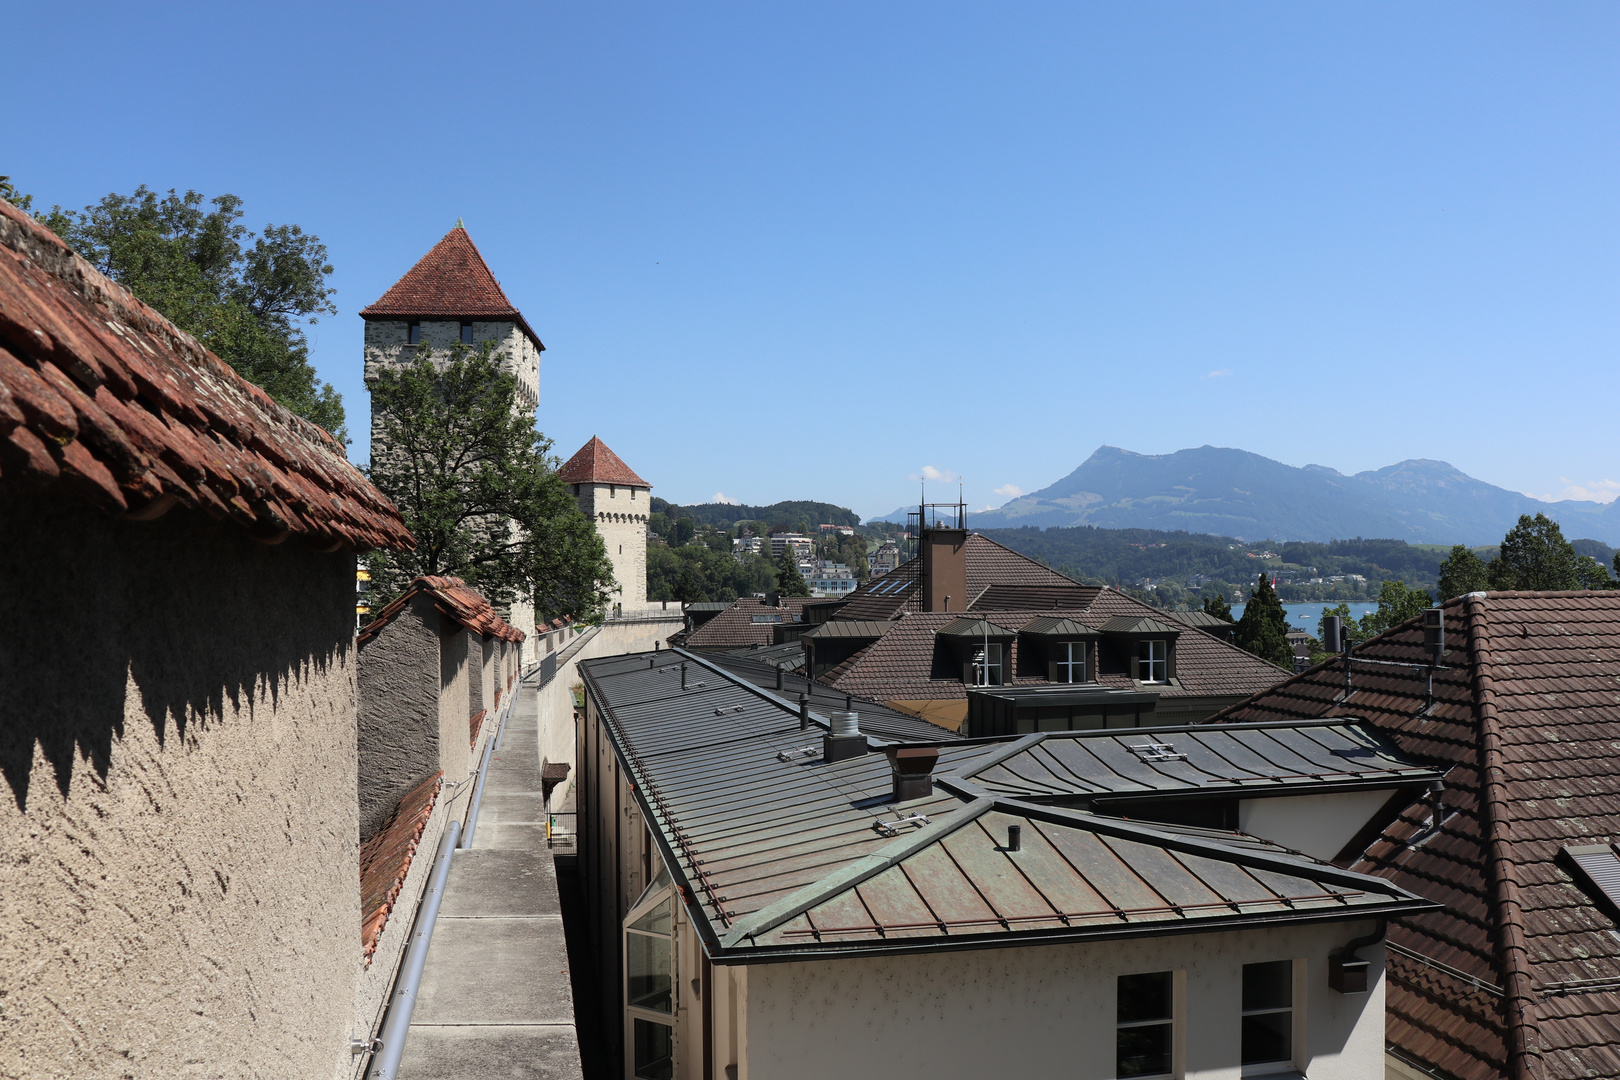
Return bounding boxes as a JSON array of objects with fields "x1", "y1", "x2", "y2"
[{"x1": 0, "y1": 494, "x2": 352, "y2": 812}]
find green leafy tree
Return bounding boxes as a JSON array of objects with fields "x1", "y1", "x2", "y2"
[
  {"x1": 365, "y1": 343, "x2": 615, "y2": 620},
  {"x1": 39, "y1": 186, "x2": 347, "y2": 439},
  {"x1": 776, "y1": 548, "x2": 811, "y2": 597},
  {"x1": 1234, "y1": 574, "x2": 1292, "y2": 669},
  {"x1": 1437, "y1": 545, "x2": 1490, "y2": 601},
  {"x1": 1201, "y1": 592, "x2": 1233, "y2": 621},
  {"x1": 0, "y1": 176, "x2": 34, "y2": 212},
  {"x1": 1575, "y1": 555, "x2": 1612, "y2": 590},
  {"x1": 1359, "y1": 580, "x2": 1432, "y2": 637},
  {"x1": 1489, "y1": 513, "x2": 1579, "y2": 591}
]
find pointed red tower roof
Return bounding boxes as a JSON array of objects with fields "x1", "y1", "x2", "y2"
[
  {"x1": 558, "y1": 436, "x2": 651, "y2": 489},
  {"x1": 361, "y1": 225, "x2": 543, "y2": 349}
]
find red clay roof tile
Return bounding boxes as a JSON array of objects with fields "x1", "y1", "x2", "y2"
[
  {"x1": 359, "y1": 772, "x2": 441, "y2": 962},
  {"x1": 0, "y1": 199, "x2": 413, "y2": 552},
  {"x1": 556, "y1": 435, "x2": 650, "y2": 488},
  {"x1": 358, "y1": 575, "x2": 526, "y2": 645},
  {"x1": 359, "y1": 226, "x2": 542, "y2": 348}
]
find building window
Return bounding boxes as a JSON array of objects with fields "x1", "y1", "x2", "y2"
[
  {"x1": 460, "y1": 321, "x2": 474, "y2": 344},
  {"x1": 1117, "y1": 971, "x2": 1174, "y2": 1079},
  {"x1": 1139, "y1": 639, "x2": 1167, "y2": 683},
  {"x1": 625, "y1": 866, "x2": 675, "y2": 1080},
  {"x1": 619, "y1": 545, "x2": 623, "y2": 554},
  {"x1": 969, "y1": 642, "x2": 1004, "y2": 686},
  {"x1": 1241, "y1": 961, "x2": 1293, "y2": 1072},
  {"x1": 407, "y1": 321, "x2": 421, "y2": 344},
  {"x1": 611, "y1": 486, "x2": 617, "y2": 498},
  {"x1": 1054, "y1": 640, "x2": 1086, "y2": 683}
]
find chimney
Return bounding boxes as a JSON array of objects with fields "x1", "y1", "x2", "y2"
[
  {"x1": 1423, "y1": 607, "x2": 1445, "y2": 666},
  {"x1": 765, "y1": 590, "x2": 780, "y2": 608},
  {"x1": 823, "y1": 707, "x2": 867, "y2": 763},
  {"x1": 920, "y1": 526, "x2": 967, "y2": 614},
  {"x1": 1323, "y1": 615, "x2": 1342, "y2": 654},
  {"x1": 799, "y1": 693, "x2": 811, "y2": 731},
  {"x1": 775, "y1": 665, "x2": 785, "y2": 691},
  {"x1": 885, "y1": 745, "x2": 939, "y2": 801}
]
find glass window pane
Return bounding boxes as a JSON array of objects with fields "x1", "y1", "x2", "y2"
[
  {"x1": 1118, "y1": 971, "x2": 1172, "y2": 1024},
  {"x1": 1117, "y1": 1022, "x2": 1172, "y2": 1078},
  {"x1": 630, "y1": 896, "x2": 672, "y2": 934},
  {"x1": 1242, "y1": 960, "x2": 1292, "y2": 1011},
  {"x1": 626, "y1": 931, "x2": 672, "y2": 1012},
  {"x1": 1241, "y1": 1011, "x2": 1292, "y2": 1066},
  {"x1": 632, "y1": 1017, "x2": 674, "y2": 1080}
]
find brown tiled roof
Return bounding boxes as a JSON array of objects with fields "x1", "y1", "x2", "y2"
[
  {"x1": 556, "y1": 435, "x2": 650, "y2": 488},
  {"x1": 358, "y1": 575, "x2": 525, "y2": 645},
  {"x1": 359, "y1": 772, "x2": 441, "y2": 962},
  {"x1": 468, "y1": 708, "x2": 487, "y2": 748},
  {"x1": 684, "y1": 596, "x2": 817, "y2": 650},
  {"x1": 1208, "y1": 591, "x2": 1620, "y2": 1080},
  {"x1": 0, "y1": 200, "x2": 413, "y2": 552},
  {"x1": 820, "y1": 589, "x2": 1286, "y2": 704},
  {"x1": 359, "y1": 226, "x2": 542, "y2": 348},
  {"x1": 836, "y1": 534, "x2": 1090, "y2": 620}
]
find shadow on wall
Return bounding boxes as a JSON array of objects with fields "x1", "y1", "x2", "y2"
[{"x1": 0, "y1": 493, "x2": 352, "y2": 811}]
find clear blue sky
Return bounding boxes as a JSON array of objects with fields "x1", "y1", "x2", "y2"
[{"x1": 9, "y1": 2, "x2": 1617, "y2": 520}]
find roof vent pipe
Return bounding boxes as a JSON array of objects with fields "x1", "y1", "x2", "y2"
[
  {"x1": 885, "y1": 745, "x2": 939, "y2": 801},
  {"x1": 681, "y1": 663, "x2": 688, "y2": 690},
  {"x1": 776, "y1": 666, "x2": 785, "y2": 691},
  {"x1": 823, "y1": 708, "x2": 867, "y2": 762},
  {"x1": 798, "y1": 693, "x2": 810, "y2": 731}
]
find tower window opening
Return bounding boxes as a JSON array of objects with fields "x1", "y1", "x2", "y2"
[
  {"x1": 407, "y1": 321, "x2": 421, "y2": 344},
  {"x1": 460, "y1": 322, "x2": 474, "y2": 344}
]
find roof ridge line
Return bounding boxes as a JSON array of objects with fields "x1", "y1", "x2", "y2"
[
  {"x1": 718, "y1": 797, "x2": 999, "y2": 948},
  {"x1": 1463, "y1": 595, "x2": 1544, "y2": 1080}
]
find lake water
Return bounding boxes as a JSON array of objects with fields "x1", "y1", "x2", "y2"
[{"x1": 1230, "y1": 602, "x2": 1378, "y2": 635}]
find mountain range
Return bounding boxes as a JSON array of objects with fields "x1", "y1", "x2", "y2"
[{"x1": 876, "y1": 446, "x2": 1620, "y2": 547}]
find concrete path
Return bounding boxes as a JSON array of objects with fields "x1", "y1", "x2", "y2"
[{"x1": 398, "y1": 673, "x2": 583, "y2": 1080}]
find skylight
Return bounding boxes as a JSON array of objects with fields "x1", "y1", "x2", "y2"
[{"x1": 1566, "y1": 843, "x2": 1620, "y2": 918}]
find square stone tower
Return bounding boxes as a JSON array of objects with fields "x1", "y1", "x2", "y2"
[
  {"x1": 557, "y1": 436, "x2": 651, "y2": 614},
  {"x1": 361, "y1": 223, "x2": 545, "y2": 643}
]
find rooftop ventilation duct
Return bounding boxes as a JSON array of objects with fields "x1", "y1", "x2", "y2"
[
  {"x1": 765, "y1": 590, "x2": 780, "y2": 608},
  {"x1": 885, "y1": 745, "x2": 939, "y2": 801},
  {"x1": 823, "y1": 707, "x2": 867, "y2": 763}
]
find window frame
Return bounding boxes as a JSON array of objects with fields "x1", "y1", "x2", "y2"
[
  {"x1": 1139, "y1": 639, "x2": 1168, "y2": 684},
  {"x1": 1116, "y1": 969, "x2": 1178, "y2": 1080},
  {"x1": 623, "y1": 870, "x2": 677, "y2": 1080},
  {"x1": 459, "y1": 321, "x2": 474, "y2": 344},
  {"x1": 968, "y1": 641, "x2": 1004, "y2": 687},
  {"x1": 1239, "y1": 959, "x2": 1298, "y2": 1076},
  {"x1": 407, "y1": 321, "x2": 422, "y2": 344},
  {"x1": 1053, "y1": 639, "x2": 1087, "y2": 683}
]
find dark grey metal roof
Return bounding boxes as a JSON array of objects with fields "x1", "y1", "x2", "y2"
[
  {"x1": 937, "y1": 617, "x2": 1017, "y2": 638},
  {"x1": 1098, "y1": 615, "x2": 1183, "y2": 635},
  {"x1": 958, "y1": 718, "x2": 1442, "y2": 805},
  {"x1": 1018, "y1": 616, "x2": 1102, "y2": 637},
  {"x1": 802, "y1": 620, "x2": 896, "y2": 640},
  {"x1": 722, "y1": 641, "x2": 806, "y2": 670},
  {"x1": 579, "y1": 650, "x2": 1436, "y2": 963},
  {"x1": 683, "y1": 601, "x2": 733, "y2": 612},
  {"x1": 699, "y1": 650, "x2": 961, "y2": 743}
]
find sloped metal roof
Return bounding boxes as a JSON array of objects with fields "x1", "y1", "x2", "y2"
[
  {"x1": 961, "y1": 719, "x2": 1442, "y2": 804},
  {"x1": 580, "y1": 648, "x2": 1434, "y2": 963}
]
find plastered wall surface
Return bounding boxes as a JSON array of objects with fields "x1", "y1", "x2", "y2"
[
  {"x1": 356, "y1": 596, "x2": 442, "y2": 841},
  {"x1": 438, "y1": 627, "x2": 471, "y2": 793},
  {"x1": 0, "y1": 496, "x2": 361, "y2": 1080},
  {"x1": 742, "y1": 921, "x2": 1386, "y2": 1080},
  {"x1": 574, "y1": 483, "x2": 648, "y2": 611},
  {"x1": 1238, "y1": 789, "x2": 1396, "y2": 862}
]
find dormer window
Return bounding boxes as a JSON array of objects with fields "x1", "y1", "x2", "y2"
[
  {"x1": 970, "y1": 643, "x2": 1004, "y2": 686},
  {"x1": 1053, "y1": 641, "x2": 1087, "y2": 683},
  {"x1": 460, "y1": 321, "x2": 474, "y2": 344},
  {"x1": 407, "y1": 321, "x2": 422, "y2": 344},
  {"x1": 1139, "y1": 640, "x2": 1167, "y2": 683}
]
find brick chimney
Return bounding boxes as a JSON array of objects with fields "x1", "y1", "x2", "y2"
[{"x1": 920, "y1": 527, "x2": 967, "y2": 613}]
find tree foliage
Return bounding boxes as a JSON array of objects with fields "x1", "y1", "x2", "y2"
[
  {"x1": 1201, "y1": 592, "x2": 1233, "y2": 621},
  {"x1": 366, "y1": 344, "x2": 615, "y2": 620},
  {"x1": 775, "y1": 547, "x2": 811, "y2": 597},
  {"x1": 647, "y1": 544, "x2": 775, "y2": 603},
  {"x1": 1359, "y1": 579, "x2": 1433, "y2": 637},
  {"x1": 38, "y1": 186, "x2": 347, "y2": 439},
  {"x1": 1234, "y1": 574, "x2": 1292, "y2": 669},
  {"x1": 1437, "y1": 545, "x2": 1490, "y2": 601},
  {"x1": 1488, "y1": 513, "x2": 1580, "y2": 591}
]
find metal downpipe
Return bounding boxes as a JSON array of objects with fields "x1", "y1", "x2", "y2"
[{"x1": 366, "y1": 818, "x2": 461, "y2": 1080}]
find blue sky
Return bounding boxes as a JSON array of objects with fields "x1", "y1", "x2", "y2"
[{"x1": 9, "y1": 2, "x2": 1617, "y2": 520}]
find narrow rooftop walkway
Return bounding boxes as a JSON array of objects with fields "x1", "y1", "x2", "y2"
[{"x1": 398, "y1": 671, "x2": 583, "y2": 1080}]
